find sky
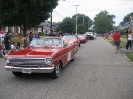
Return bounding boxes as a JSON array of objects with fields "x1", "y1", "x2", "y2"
[{"x1": 48, "y1": 0, "x2": 133, "y2": 26}]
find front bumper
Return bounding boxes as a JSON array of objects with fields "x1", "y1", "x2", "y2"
[{"x1": 4, "y1": 66, "x2": 54, "y2": 73}]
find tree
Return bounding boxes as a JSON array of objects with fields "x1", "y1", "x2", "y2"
[
  {"x1": 123, "y1": 12, "x2": 133, "y2": 22},
  {"x1": 0, "y1": 0, "x2": 58, "y2": 36},
  {"x1": 72, "y1": 14, "x2": 93, "y2": 30},
  {"x1": 77, "y1": 24, "x2": 87, "y2": 34},
  {"x1": 93, "y1": 10, "x2": 115, "y2": 34},
  {"x1": 60, "y1": 17, "x2": 75, "y2": 33}
]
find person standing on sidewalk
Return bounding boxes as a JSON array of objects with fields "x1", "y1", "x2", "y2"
[
  {"x1": 125, "y1": 29, "x2": 133, "y2": 52},
  {"x1": 3, "y1": 32, "x2": 12, "y2": 54},
  {"x1": 113, "y1": 30, "x2": 120, "y2": 54}
]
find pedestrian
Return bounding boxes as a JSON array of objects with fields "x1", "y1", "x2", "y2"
[
  {"x1": 125, "y1": 29, "x2": 133, "y2": 52},
  {"x1": 3, "y1": 32, "x2": 12, "y2": 54},
  {"x1": 24, "y1": 35, "x2": 29, "y2": 48},
  {"x1": 112, "y1": 30, "x2": 120, "y2": 54},
  {"x1": 34, "y1": 34, "x2": 40, "y2": 39},
  {"x1": 28, "y1": 32, "x2": 33, "y2": 43}
]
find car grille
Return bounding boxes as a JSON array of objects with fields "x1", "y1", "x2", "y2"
[{"x1": 9, "y1": 58, "x2": 45, "y2": 65}]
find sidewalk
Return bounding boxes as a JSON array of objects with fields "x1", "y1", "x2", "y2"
[{"x1": 120, "y1": 38, "x2": 133, "y2": 54}]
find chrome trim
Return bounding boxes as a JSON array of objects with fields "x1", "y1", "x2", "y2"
[{"x1": 4, "y1": 66, "x2": 54, "y2": 73}]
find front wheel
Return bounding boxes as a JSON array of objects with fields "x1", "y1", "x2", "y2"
[
  {"x1": 71, "y1": 54, "x2": 75, "y2": 61},
  {"x1": 12, "y1": 72, "x2": 22, "y2": 76},
  {"x1": 51, "y1": 62, "x2": 61, "y2": 79}
]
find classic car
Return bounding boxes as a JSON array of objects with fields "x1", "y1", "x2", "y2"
[
  {"x1": 77, "y1": 34, "x2": 87, "y2": 43},
  {"x1": 62, "y1": 35, "x2": 80, "y2": 47},
  {"x1": 4, "y1": 37, "x2": 79, "y2": 78}
]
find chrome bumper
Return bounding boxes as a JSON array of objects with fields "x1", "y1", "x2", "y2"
[{"x1": 4, "y1": 66, "x2": 54, "y2": 73}]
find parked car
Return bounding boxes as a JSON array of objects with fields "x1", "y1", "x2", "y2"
[
  {"x1": 77, "y1": 34, "x2": 87, "y2": 43},
  {"x1": 85, "y1": 32, "x2": 94, "y2": 40},
  {"x1": 4, "y1": 37, "x2": 79, "y2": 79},
  {"x1": 62, "y1": 35, "x2": 80, "y2": 47}
]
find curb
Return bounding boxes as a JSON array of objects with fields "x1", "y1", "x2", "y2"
[{"x1": 122, "y1": 54, "x2": 133, "y2": 65}]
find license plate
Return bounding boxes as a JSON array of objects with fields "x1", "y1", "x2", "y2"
[{"x1": 22, "y1": 69, "x2": 31, "y2": 74}]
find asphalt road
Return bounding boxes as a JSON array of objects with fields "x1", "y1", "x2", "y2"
[{"x1": 0, "y1": 37, "x2": 133, "y2": 99}]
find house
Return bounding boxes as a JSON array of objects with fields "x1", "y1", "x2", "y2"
[
  {"x1": 38, "y1": 21, "x2": 50, "y2": 35},
  {"x1": 0, "y1": 21, "x2": 59, "y2": 35},
  {"x1": 129, "y1": 16, "x2": 133, "y2": 31},
  {"x1": 38, "y1": 21, "x2": 59, "y2": 35},
  {"x1": 118, "y1": 21, "x2": 131, "y2": 31}
]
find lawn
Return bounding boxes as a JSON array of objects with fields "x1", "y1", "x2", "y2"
[
  {"x1": 108, "y1": 38, "x2": 126, "y2": 48},
  {"x1": 125, "y1": 53, "x2": 133, "y2": 62},
  {"x1": 121, "y1": 35, "x2": 127, "y2": 39},
  {"x1": 12, "y1": 38, "x2": 24, "y2": 45}
]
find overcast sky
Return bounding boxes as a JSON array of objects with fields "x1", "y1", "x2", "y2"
[{"x1": 48, "y1": 0, "x2": 133, "y2": 26}]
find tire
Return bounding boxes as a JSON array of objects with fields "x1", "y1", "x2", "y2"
[
  {"x1": 51, "y1": 62, "x2": 61, "y2": 79},
  {"x1": 12, "y1": 72, "x2": 22, "y2": 76},
  {"x1": 71, "y1": 54, "x2": 75, "y2": 61},
  {"x1": 78, "y1": 43, "x2": 80, "y2": 47}
]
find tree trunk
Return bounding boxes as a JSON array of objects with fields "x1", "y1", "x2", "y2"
[{"x1": 20, "y1": 25, "x2": 27, "y2": 37}]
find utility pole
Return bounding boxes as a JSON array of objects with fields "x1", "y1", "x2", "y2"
[
  {"x1": 83, "y1": 16, "x2": 84, "y2": 24},
  {"x1": 74, "y1": 5, "x2": 79, "y2": 35},
  {"x1": 50, "y1": 11, "x2": 52, "y2": 35}
]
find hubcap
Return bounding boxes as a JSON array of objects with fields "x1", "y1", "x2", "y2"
[{"x1": 56, "y1": 63, "x2": 60, "y2": 76}]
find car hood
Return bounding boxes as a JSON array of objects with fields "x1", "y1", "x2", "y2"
[{"x1": 6, "y1": 47, "x2": 60, "y2": 58}]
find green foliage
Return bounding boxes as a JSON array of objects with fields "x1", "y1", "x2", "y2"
[
  {"x1": 119, "y1": 30, "x2": 125, "y2": 35},
  {"x1": 60, "y1": 17, "x2": 75, "y2": 33},
  {"x1": 77, "y1": 24, "x2": 87, "y2": 34},
  {"x1": 72, "y1": 14, "x2": 93, "y2": 29},
  {"x1": 93, "y1": 10, "x2": 115, "y2": 34},
  {"x1": 0, "y1": 0, "x2": 58, "y2": 36},
  {"x1": 123, "y1": 12, "x2": 133, "y2": 22}
]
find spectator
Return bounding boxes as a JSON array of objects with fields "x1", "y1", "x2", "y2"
[
  {"x1": 3, "y1": 32, "x2": 12, "y2": 54},
  {"x1": 28, "y1": 32, "x2": 33, "y2": 43},
  {"x1": 24, "y1": 36, "x2": 29, "y2": 48},
  {"x1": 18, "y1": 34, "x2": 22, "y2": 40},
  {"x1": 10, "y1": 42, "x2": 18, "y2": 52},
  {"x1": 0, "y1": 45, "x2": 3, "y2": 56},
  {"x1": 113, "y1": 30, "x2": 120, "y2": 54},
  {"x1": 16, "y1": 42, "x2": 24, "y2": 50},
  {"x1": 34, "y1": 34, "x2": 40, "y2": 39},
  {"x1": 125, "y1": 29, "x2": 133, "y2": 52}
]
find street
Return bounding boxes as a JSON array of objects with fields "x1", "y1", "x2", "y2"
[{"x1": 0, "y1": 37, "x2": 133, "y2": 99}]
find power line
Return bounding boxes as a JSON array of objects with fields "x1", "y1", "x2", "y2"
[
  {"x1": 53, "y1": 11, "x2": 66, "y2": 18},
  {"x1": 58, "y1": 5, "x2": 74, "y2": 15}
]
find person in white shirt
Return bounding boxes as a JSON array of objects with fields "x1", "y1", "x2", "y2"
[
  {"x1": 10, "y1": 42, "x2": 18, "y2": 52},
  {"x1": 126, "y1": 29, "x2": 133, "y2": 52}
]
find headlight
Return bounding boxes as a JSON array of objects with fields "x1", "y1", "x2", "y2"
[
  {"x1": 5, "y1": 58, "x2": 10, "y2": 64},
  {"x1": 46, "y1": 58, "x2": 53, "y2": 65}
]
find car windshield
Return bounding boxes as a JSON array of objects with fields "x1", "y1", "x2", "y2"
[
  {"x1": 77, "y1": 35, "x2": 85, "y2": 38},
  {"x1": 30, "y1": 38, "x2": 63, "y2": 47},
  {"x1": 62, "y1": 35, "x2": 76, "y2": 40}
]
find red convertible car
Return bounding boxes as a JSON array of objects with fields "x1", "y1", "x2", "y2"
[
  {"x1": 4, "y1": 37, "x2": 78, "y2": 78},
  {"x1": 77, "y1": 35, "x2": 87, "y2": 43},
  {"x1": 62, "y1": 35, "x2": 80, "y2": 47}
]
